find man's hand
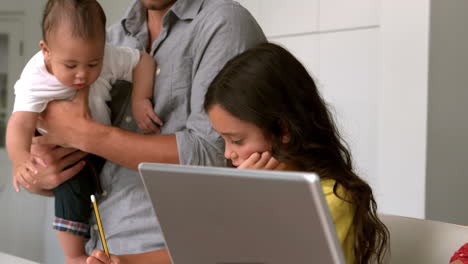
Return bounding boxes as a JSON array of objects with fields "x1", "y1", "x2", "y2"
[
  {"x1": 237, "y1": 152, "x2": 284, "y2": 170},
  {"x1": 24, "y1": 142, "x2": 87, "y2": 194},
  {"x1": 35, "y1": 88, "x2": 90, "y2": 147}
]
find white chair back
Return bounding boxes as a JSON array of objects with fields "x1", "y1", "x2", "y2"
[{"x1": 381, "y1": 214, "x2": 468, "y2": 264}]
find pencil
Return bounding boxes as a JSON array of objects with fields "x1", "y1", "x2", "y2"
[{"x1": 91, "y1": 194, "x2": 109, "y2": 257}]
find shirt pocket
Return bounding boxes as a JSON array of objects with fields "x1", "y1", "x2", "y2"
[
  {"x1": 169, "y1": 57, "x2": 193, "y2": 124},
  {"x1": 171, "y1": 57, "x2": 193, "y2": 94}
]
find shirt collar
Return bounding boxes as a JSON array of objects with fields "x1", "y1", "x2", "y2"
[
  {"x1": 121, "y1": 0, "x2": 204, "y2": 35},
  {"x1": 170, "y1": 0, "x2": 204, "y2": 20}
]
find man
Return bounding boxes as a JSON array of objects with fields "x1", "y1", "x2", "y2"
[{"x1": 27, "y1": 0, "x2": 266, "y2": 263}]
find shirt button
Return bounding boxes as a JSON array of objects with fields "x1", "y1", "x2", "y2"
[
  {"x1": 156, "y1": 67, "x2": 161, "y2": 76},
  {"x1": 102, "y1": 190, "x2": 108, "y2": 197},
  {"x1": 93, "y1": 224, "x2": 98, "y2": 231},
  {"x1": 125, "y1": 116, "x2": 132, "y2": 123}
]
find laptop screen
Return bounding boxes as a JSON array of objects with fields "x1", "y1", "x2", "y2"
[{"x1": 139, "y1": 163, "x2": 345, "y2": 264}]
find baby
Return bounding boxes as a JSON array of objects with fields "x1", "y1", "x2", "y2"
[{"x1": 5, "y1": 0, "x2": 162, "y2": 263}]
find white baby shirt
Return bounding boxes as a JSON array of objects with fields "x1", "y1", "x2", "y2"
[{"x1": 13, "y1": 45, "x2": 140, "y2": 125}]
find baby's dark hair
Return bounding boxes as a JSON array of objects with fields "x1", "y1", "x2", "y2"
[{"x1": 42, "y1": 0, "x2": 106, "y2": 42}]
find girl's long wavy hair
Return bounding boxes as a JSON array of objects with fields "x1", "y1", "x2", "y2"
[{"x1": 204, "y1": 42, "x2": 389, "y2": 263}]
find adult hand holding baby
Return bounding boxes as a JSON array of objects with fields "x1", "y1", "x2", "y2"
[{"x1": 34, "y1": 87, "x2": 91, "y2": 148}]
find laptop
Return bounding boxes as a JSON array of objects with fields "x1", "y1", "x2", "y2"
[{"x1": 139, "y1": 163, "x2": 346, "y2": 264}]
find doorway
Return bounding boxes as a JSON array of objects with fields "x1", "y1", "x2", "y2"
[{"x1": 0, "y1": 17, "x2": 24, "y2": 151}]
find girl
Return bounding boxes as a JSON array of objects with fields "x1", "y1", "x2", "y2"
[{"x1": 204, "y1": 42, "x2": 389, "y2": 264}]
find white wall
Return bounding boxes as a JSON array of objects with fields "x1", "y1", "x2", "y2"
[
  {"x1": 239, "y1": 0, "x2": 380, "y2": 189},
  {"x1": 99, "y1": 0, "x2": 131, "y2": 25},
  {"x1": 239, "y1": 0, "x2": 430, "y2": 218},
  {"x1": 377, "y1": 0, "x2": 430, "y2": 218},
  {"x1": 0, "y1": 0, "x2": 25, "y2": 13}
]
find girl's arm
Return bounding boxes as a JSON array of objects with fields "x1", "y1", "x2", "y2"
[{"x1": 6, "y1": 111, "x2": 42, "y2": 191}]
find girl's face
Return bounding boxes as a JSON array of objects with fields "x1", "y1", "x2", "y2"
[{"x1": 208, "y1": 104, "x2": 272, "y2": 167}]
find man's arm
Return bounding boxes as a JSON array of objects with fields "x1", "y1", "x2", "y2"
[
  {"x1": 70, "y1": 117, "x2": 178, "y2": 170},
  {"x1": 36, "y1": 94, "x2": 178, "y2": 170}
]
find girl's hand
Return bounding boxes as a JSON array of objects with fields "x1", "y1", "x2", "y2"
[
  {"x1": 237, "y1": 151, "x2": 284, "y2": 170},
  {"x1": 86, "y1": 250, "x2": 121, "y2": 264}
]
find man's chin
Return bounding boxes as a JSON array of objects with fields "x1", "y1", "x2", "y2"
[{"x1": 143, "y1": 0, "x2": 176, "y2": 11}]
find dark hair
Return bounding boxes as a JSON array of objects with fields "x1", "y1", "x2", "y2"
[
  {"x1": 42, "y1": 0, "x2": 106, "y2": 42},
  {"x1": 204, "y1": 42, "x2": 389, "y2": 264}
]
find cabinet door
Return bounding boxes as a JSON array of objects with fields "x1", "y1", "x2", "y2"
[
  {"x1": 238, "y1": 0, "x2": 319, "y2": 37},
  {"x1": 319, "y1": 0, "x2": 379, "y2": 31}
]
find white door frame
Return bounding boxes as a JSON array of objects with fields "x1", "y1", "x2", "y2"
[{"x1": 0, "y1": 16, "x2": 24, "y2": 156}]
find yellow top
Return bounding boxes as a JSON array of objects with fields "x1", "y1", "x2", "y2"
[{"x1": 321, "y1": 179, "x2": 356, "y2": 264}]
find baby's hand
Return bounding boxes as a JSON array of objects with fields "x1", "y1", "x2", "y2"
[
  {"x1": 237, "y1": 152, "x2": 284, "y2": 170},
  {"x1": 12, "y1": 156, "x2": 46, "y2": 192},
  {"x1": 132, "y1": 98, "x2": 163, "y2": 134}
]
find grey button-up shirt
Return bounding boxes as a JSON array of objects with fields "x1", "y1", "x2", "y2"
[{"x1": 85, "y1": 0, "x2": 266, "y2": 255}]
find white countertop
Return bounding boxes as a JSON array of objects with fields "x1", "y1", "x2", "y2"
[{"x1": 0, "y1": 252, "x2": 40, "y2": 264}]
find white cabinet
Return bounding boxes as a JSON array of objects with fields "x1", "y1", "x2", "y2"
[
  {"x1": 318, "y1": 29, "x2": 378, "y2": 105},
  {"x1": 270, "y1": 34, "x2": 320, "y2": 77},
  {"x1": 238, "y1": 0, "x2": 378, "y2": 36},
  {"x1": 270, "y1": 28, "x2": 379, "y2": 187},
  {"x1": 319, "y1": 0, "x2": 379, "y2": 31},
  {"x1": 318, "y1": 29, "x2": 379, "y2": 186},
  {"x1": 238, "y1": 0, "x2": 319, "y2": 37}
]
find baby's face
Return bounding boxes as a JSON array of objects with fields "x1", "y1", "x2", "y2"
[{"x1": 42, "y1": 29, "x2": 105, "y2": 90}]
